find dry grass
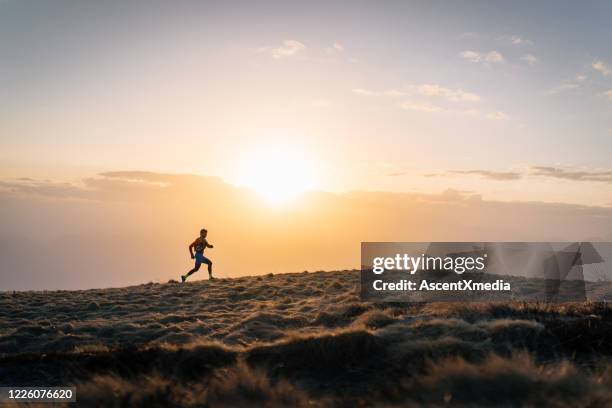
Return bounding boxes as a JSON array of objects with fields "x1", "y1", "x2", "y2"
[{"x1": 2, "y1": 270, "x2": 612, "y2": 406}]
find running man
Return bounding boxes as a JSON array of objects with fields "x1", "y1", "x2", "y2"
[{"x1": 182, "y1": 228, "x2": 214, "y2": 282}]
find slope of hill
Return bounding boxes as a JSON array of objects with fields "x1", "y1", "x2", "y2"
[{"x1": 2, "y1": 270, "x2": 612, "y2": 407}]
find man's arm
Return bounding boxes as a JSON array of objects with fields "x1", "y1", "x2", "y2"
[
  {"x1": 189, "y1": 242, "x2": 195, "y2": 258},
  {"x1": 205, "y1": 239, "x2": 214, "y2": 249}
]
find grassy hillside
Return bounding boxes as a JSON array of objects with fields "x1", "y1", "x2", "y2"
[{"x1": 2, "y1": 270, "x2": 612, "y2": 407}]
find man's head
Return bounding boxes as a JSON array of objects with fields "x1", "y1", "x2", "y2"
[{"x1": 200, "y1": 228, "x2": 208, "y2": 238}]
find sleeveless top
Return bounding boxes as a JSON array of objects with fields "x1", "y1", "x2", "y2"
[{"x1": 192, "y1": 237, "x2": 206, "y2": 253}]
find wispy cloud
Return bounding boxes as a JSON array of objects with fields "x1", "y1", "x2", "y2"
[
  {"x1": 486, "y1": 111, "x2": 509, "y2": 120},
  {"x1": 352, "y1": 88, "x2": 405, "y2": 97},
  {"x1": 0, "y1": 179, "x2": 92, "y2": 198},
  {"x1": 548, "y1": 82, "x2": 579, "y2": 95},
  {"x1": 399, "y1": 101, "x2": 443, "y2": 113},
  {"x1": 460, "y1": 50, "x2": 505, "y2": 65},
  {"x1": 415, "y1": 84, "x2": 481, "y2": 102},
  {"x1": 463, "y1": 33, "x2": 533, "y2": 45},
  {"x1": 353, "y1": 84, "x2": 479, "y2": 102},
  {"x1": 448, "y1": 170, "x2": 522, "y2": 181},
  {"x1": 257, "y1": 40, "x2": 306, "y2": 59},
  {"x1": 352, "y1": 88, "x2": 376, "y2": 96},
  {"x1": 510, "y1": 35, "x2": 532, "y2": 45},
  {"x1": 531, "y1": 166, "x2": 612, "y2": 183},
  {"x1": 430, "y1": 166, "x2": 612, "y2": 184},
  {"x1": 459, "y1": 51, "x2": 482, "y2": 63},
  {"x1": 399, "y1": 102, "x2": 508, "y2": 120},
  {"x1": 521, "y1": 54, "x2": 538, "y2": 66},
  {"x1": 324, "y1": 42, "x2": 344, "y2": 55},
  {"x1": 498, "y1": 35, "x2": 533, "y2": 45},
  {"x1": 353, "y1": 84, "x2": 507, "y2": 120},
  {"x1": 592, "y1": 60, "x2": 612, "y2": 76}
]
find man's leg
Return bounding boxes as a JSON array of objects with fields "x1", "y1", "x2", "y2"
[
  {"x1": 182, "y1": 263, "x2": 201, "y2": 282},
  {"x1": 203, "y1": 257, "x2": 213, "y2": 279}
]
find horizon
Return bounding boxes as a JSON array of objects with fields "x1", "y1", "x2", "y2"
[{"x1": 2, "y1": 170, "x2": 612, "y2": 290}]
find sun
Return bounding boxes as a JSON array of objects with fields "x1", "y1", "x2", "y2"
[{"x1": 238, "y1": 148, "x2": 316, "y2": 204}]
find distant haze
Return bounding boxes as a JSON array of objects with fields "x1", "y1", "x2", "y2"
[{"x1": 1, "y1": 171, "x2": 611, "y2": 290}]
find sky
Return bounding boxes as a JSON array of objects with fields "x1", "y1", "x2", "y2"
[
  {"x1": 2, "y1": 1, "x2": 612, "y2": 289},
  {"x1": 1, "y1": 0, "x2": 612, "y2": 205}
]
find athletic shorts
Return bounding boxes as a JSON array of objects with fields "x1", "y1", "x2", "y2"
[{"x1": 195, "y1": 252, "x2": 212, "y2": 265}]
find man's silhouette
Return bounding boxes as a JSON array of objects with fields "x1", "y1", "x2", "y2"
[{"x1": 182, "y1": 228, "x2": 214, "y2": 282}]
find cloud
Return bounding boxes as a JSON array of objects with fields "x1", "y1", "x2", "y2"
[
  {"x1": 548, "y1": 82, "x2": 579, "y2": 95},
  {"x1": 99, "y1": 171, "x2": 176, "y2": 183},
  {"x1": 353, "y1": 84, "x2": 506, "y2": 120},
  {"x1": 464, "y1": 33, "x2": 532, "y2": 45},
  {"x1": 0, "y1": 179, "x2": 92, "y2": 199},
  {"x1": 381, "y1": 89, "x2": 405, "y2": 97},
  {"x1": 352, "y1": 88, "x2": 405, "y2": 97},
  {"x1": 485, "y1": 51, "x2": 504, "y2": 63},
  {"x1": 0, "y1": 172, "x2": 224, "y2": 201},
  {"x1": 352, "y1": 88, "x2": 376, "y2": 96},
  {"x1": 486, "y1": 111, "x2": 509, "y2": 120},
  {"x1": 416, "y1": 84, "x2": 481, "y2": 102},
  {"x1": 521, "y1": 54, "x2": 538, "y2": 66},
  {"x1": 325, "y1": 42, "x2": 344, "y2": 55},
  {"x1": 429, "y1": 167, "x2": 612, "y2": 184},
  {"x1": 509, "y1": 35, "x2": 532, "y2": 45},
  {"x1": 354, "y1": 84, "x2": 479, "y2": 102},
  {"x1": 440, "y1": 188, "x2": 482, "y2": 201},
  {"x1": 460, "y1": 50, "x2": 505, "y2": 65},
  {"x1": 399, "y1": 101, "x2": 443, "y2": 113},
  {"x1": 498, "y1": 35, "x2": 533, "y2": 45},
  {"x1": 604, "y1": 90, "x2": 612, "y2": 101},
  {"x1": 258, "y1": 40, "x2": 306, "y2": 59},
  {"x1": 399, "y1": 101, "x2": 508, "y2": 120},
  {"x1": 531, "y1": 166, "x2": 612, "y2": 183},
  {"x1": 459, "y1": 50, "x2": 481, "y2": 63},
  {"x1": 593, "y1": 60, "x2": 612, "y2": 76},
  {"x1": 448, "y1": 170, "x2": 522, "y2": 181}
]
